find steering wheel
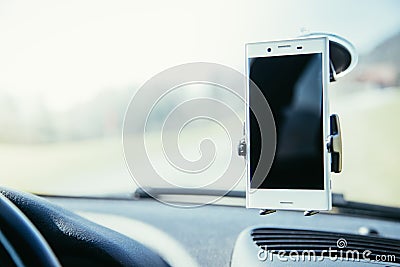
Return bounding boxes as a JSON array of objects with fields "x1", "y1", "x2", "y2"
[{"x1": 0, "y1": 193, "x2": 60, "y2": 267}]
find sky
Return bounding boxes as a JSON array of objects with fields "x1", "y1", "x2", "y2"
[{"x1": 0, "y1": 0, "x2": 399, "y2": 111}]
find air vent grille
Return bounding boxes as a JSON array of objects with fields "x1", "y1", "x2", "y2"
[{"x1": 251, "y1": 228, "x2": 400, "y2": 263}]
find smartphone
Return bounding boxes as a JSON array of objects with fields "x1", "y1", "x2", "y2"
[{"x1": 245, "y1": 37, "x2": 331, "y2": 211}]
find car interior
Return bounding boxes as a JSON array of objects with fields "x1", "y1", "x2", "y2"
[{"x1": 0, "y1": 1, "x2": 399, "y2": 266}]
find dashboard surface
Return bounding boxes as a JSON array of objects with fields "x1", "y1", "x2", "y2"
[{"x1": 47, "y1": 196, "x2": 400, "y2": 267}]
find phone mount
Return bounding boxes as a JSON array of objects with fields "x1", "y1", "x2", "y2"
[{"x1": 240, "y1": 33, "x2": 357, "y2": 216}]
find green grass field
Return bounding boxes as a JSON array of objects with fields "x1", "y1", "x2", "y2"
[
  {"x1": 0, "y1": 138, "x2": 134, "y2": 195},
  {"x1": 0, "y1": 87, "x2": 399, "y2": 207},
  {"x1": 330, "y1": 86, "x2": 400, "y2": 207}
]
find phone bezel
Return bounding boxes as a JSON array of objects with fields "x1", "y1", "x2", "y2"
[{"x1": 245, "y1": 36, "x2": 331, "y2": 211}]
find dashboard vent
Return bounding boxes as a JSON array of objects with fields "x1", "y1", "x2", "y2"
[{"x1": 251, "y1": 228, "x2": 400, "y2": 263}]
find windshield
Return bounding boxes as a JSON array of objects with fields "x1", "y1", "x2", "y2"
[{"x1": 0, "y1": 0, "x2": 399, "y2": 208}]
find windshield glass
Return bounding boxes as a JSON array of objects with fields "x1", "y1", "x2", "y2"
[{"x1": 1, "y1": 0, "x2": 399, "y2": 208}]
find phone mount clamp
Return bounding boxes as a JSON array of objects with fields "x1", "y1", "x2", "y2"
[{"x1": 239, "y1": 33, "x2": 357, "y2": 217}]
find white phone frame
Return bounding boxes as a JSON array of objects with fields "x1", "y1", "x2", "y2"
[{"x1": 245, "y1": 36, "x2": 332, "y2": 211}]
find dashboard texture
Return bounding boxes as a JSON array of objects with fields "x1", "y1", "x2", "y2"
[{"x1": 47, "y1": 196, "x2": 400, "y2": 267}]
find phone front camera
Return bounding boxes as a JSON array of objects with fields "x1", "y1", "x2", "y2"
[{"x1": 267, "y1": 48, "x2": 272, "y2": 52}]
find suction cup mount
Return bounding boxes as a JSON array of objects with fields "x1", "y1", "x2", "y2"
[{"x1": 301, "y1": 32, "x2": 358, "y2": 82}]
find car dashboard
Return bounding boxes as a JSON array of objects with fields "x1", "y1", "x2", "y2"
[{"x1": 45, "y1": 195, "x2": 400, "y2": 267}]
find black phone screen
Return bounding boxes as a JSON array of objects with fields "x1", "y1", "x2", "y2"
[{"x1": 249, "y1": 53, "x2": 324, "y2": 190}]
